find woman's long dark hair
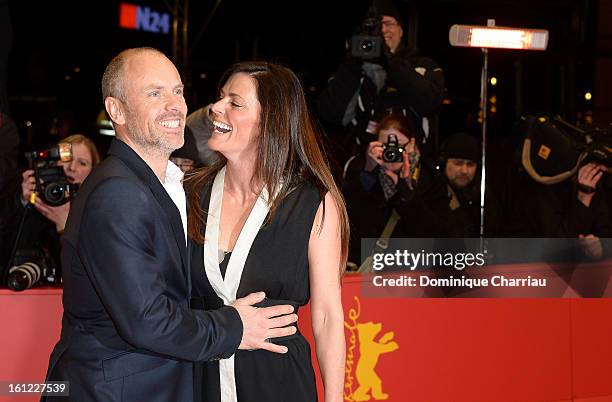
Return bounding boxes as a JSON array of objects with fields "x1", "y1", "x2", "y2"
[{"x1": 186, "y1": 61, "x2": 349, "y2": 273}]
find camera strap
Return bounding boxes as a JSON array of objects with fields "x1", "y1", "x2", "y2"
[
  {"x1": 3, "y1": 202, "x2": 34, "y2": 285},
  {"x1": 522, "y1": 138, "x2": 588, "y2": 184},
  {"x1": 358, "y1": 209, "x2": 400, "y2": 273}
]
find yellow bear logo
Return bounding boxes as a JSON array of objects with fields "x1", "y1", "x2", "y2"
[{"x1": 352, "y1": 322, "x2": 399, "y2": 401}]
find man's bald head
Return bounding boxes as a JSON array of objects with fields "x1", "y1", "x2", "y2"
[{"x1": 101, "y1": 47, "x2": 167, "y2": 103}]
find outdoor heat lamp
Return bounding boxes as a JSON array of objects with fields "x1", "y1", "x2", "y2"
[
  {"x1": 448, "y1": 21, "x2": 549, "y2": 243},
  {"x1": 449, "y1": 25, "x2": 549, "y2": 50}
]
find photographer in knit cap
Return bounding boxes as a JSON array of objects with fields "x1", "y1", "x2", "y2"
[
  {"x1": 438, "y1": 133, "x2": 483, "y2": 236},
  {"x1": 318, "y1": 0, "x2": 445, "y2": 163},
  {"x1": 441, "y1": 133, "x2": 479, "y2": 194},
  {"x1": 434, "y1": 132, "x2": 506, "y2": 238}
]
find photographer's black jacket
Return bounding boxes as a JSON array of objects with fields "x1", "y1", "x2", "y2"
[
  {"x1": 343, "y1": 156, "x2": 442, "y2": 263},
  {"x1": 5, "y1": 200, "x2": 61, "y2": 267},
  {"x1": 318, "y1": 45, "x2": 445, "y2": 153},
  {"x1": 0, "y1": 189, "x2": 61, "y2": 281},
  {"x1": 507, "y1": 174, "x2": 612, "y2": 237}
]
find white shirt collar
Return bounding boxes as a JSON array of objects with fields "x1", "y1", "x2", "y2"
[
  {"x1": 164, "y1": 160, "x2": 184, "y2": 185},
  {"x1": 161, "y1": 160, "x2": 187, "y2": 243}
]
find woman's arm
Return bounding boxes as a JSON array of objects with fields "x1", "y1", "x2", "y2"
[{"x1": 309, "y1": 192, "x2": 345, "y2": 402}]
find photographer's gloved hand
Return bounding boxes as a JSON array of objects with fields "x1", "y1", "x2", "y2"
[
  {"x1": 33, "y1": 198, "x2": 70, "y2": 233},
  {"x1": 577, "y1": 162, "x2": 606, "y2": 207},
  {"x1": 399, "y1": 138, "x2": 417, "y2": 188},
  {"x1": 21, "y1": 169, "x2": 36, "y2": 204}
]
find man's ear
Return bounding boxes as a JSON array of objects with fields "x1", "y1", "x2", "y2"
[{"x1": 105, "y1": 97, "x2": 126, "y2": 126}]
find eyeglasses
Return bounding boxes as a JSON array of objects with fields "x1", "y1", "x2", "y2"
[{"x1": 381, "y1": 20, "x2": 400, "y2": 29}]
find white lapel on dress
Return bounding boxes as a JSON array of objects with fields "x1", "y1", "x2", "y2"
[
  {"x1": 203, "y1": 166, "x2": 271, "y2": 402},
  {"x1": 204, "y1": 166, "x2": 271, "y2": 304},
  {"x1": 223, "y1": 187, "x2": 269, "y2": 301},
  {"x1": 204, "y1": 166, "x2": 229, "y2": 303}
]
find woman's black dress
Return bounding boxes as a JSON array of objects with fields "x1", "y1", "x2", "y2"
[{"x1": 190, "y1": 179, "x2": 321, "y2": 402}]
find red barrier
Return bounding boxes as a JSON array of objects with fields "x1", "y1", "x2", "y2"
[
  {"x1": 2, "y1": 278, "x2": 612, "y2": 401},
  {"x1": 304, "y1": 275, "x2": 612, "y2": 402},
  {"x1": 0, "y1": 288, "x2": 62, "y2": 402}
]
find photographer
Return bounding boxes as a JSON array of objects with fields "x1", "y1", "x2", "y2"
[
  {"x1": 509, "y1": 161, "x2": 612, "y2": 259},
  {"x1": 576, "y1": 163, "x2": 611, "y2": 259},
  {"x1": 20, "y1": 135, "x2": 100, "y2": 232},
  {"x1": 2, "y1": 134, "x2": 100, "y2": 287},
  {"x1": 318, "y1": 0, "x2": 444, "y2": 162},
  {"x1": 436, "y1": 133, "x2": 502, "y2": 238},
  {"x1": 343, "y1": 113, "x2": 448, "y2": 265}
]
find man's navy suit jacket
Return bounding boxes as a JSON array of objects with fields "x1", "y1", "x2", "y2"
[{"x1": 44, "y1": 139, "x2": 242, "y2": 401}]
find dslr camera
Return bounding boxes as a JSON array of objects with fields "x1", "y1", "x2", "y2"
[
  {"x1": 383, "y1": 134, "x2": 405, "y2": 163},
  {"x1": 25, "y1": 143, "x2": 78, "y2": 206},
  {"x1": 351, "y1": 12, "x2": 382, "y2": 59},
  {"x1": 6, "y1": 249, "x2": 58, "y2": 291}
]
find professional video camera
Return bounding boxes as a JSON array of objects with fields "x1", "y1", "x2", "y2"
[
  {"x1": 351, "y1": 10, "x2": 383, "y2": 59},
  {"x1": 520, "y1": 115, "x2": 612, "y2": 184},
  {"x1": 25, "y1": 143, "x2": 78, "y2": 206},
  {"x1": 6, "y1": 248, "x2": 58, "y2": 291},
  {"x1": 382, "y1": 134, "x2": 405, "y2": 162}
]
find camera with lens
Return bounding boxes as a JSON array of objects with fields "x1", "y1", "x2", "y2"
[
  {"x1": 521, "y1": 115, "x2": 612, "y2": 185},
  {"x1": 5, "y1": 249, "x2": 58, "y2": 291},
  {"x1": 582, "y1": 127, "x2": 612, "y2": 167},
  {"x1": 383, "y1": 134, "x2": 405, "y2": 163},
  {"x1": 351, "y1": 12, "x2": 382, "y2": 59},
  {"x1": 25, "y1": 143, "x2": 78, "y2": 206}
]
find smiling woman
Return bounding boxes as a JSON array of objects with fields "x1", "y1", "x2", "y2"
[
  {"x1": 206, "y1": 72, "x2": 262, "y2": 159},
  {"x1": 186, "y1": 61, "x2": 349, "y2": 402}
]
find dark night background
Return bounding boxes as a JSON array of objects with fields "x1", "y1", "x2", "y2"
[{"x1": 3, "y1": 0, "x2": 602, "y2": 158}]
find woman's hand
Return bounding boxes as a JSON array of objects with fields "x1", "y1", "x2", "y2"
[
  {"x1": 34, "y1": 199, "x2": 71, "y2": 233},
  {"x1": 365, "y1": 141, "x2": 384, "y2": 172},
  {"x1": 21, "y1": 169, "x2": 37, "y2": 203}
]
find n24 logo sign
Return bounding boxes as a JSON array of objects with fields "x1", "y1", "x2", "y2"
[{"x1": 120, "y1": 3, "x2": 170, "y2": 35}]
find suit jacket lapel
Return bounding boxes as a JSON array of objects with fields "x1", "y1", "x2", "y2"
[
  {"x1": 108, "y1": 139, "x2": 188, "y2": 273},
  {"x1": 147, "y1": 178, "x2": 188, "y2": 272}
]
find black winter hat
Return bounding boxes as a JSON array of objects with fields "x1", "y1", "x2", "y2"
[
  {"x1": 441, "y1": 133, "x2": 481, "y2": 163},
  {"x1": 372, "y1": 0, "x2": 404, "y2": 26}
]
